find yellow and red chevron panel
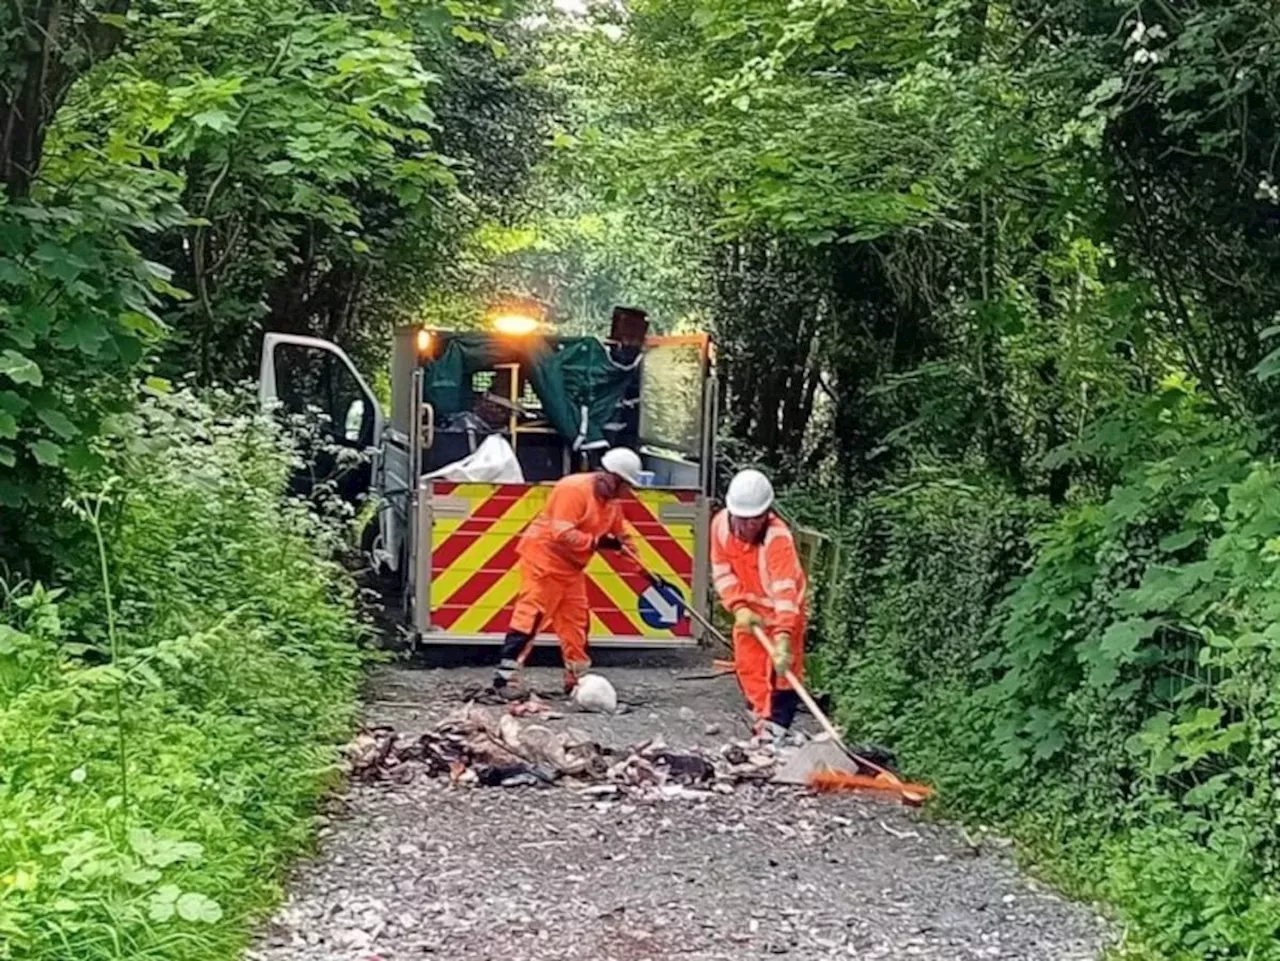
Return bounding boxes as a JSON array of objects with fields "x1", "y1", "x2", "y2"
[{"x1": 429, "y1": 482, "x2": 697, "y2": 638}]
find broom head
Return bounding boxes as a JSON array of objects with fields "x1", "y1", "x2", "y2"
[{"x1": 807, "y1": 766, "x2": 934, "y2": 807}]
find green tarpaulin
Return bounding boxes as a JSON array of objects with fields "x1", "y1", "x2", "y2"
[{"x1": 422, "y1": 333, "x2": 639, "y2": 450}]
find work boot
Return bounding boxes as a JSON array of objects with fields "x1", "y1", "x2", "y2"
[
  {"x1": 491, "y1": 658, "x2": 524, "y2": 700},
  {"x1": 752, "y1": 718, "x2": 789, "y2": 746},
  {"x1": 769, "y1": 690, "x2": 800, "y2": 730}
]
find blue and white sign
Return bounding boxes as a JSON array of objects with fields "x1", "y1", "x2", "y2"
[{"x1": 638, "y1": 582, "x2": 686, "y2": 631}]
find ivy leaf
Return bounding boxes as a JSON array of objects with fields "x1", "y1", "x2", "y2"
[
  {"x1": 0, "y1": 445, "x2": 15, "y2": 468},
  {"x1": 121, "y1": 865, "x2": 162, "y2": 886},
  {"x1": 451, "y1": 24, "x2": 487, "y2": 44},
  {"x1": 25, "y1": 304, "x2": 54, "y2": 336},
  {"x1": 1253, "y1": 345, "x2": 1280, "y2": 382},
  {"x1": 0, "y1": 411, "x2": 16, "y2": 440},
  {"x1": 1126, "y1": 710, "x2": 1172, "y2": 758},
  {"x1": 4, "y1": 324, "x2": 35, "y2": 349},
  {"x1": 1107, "y1": 484, "x2": 1147, "y2": 522},
  {"x1": 37, "y1": 408, "x2": 78, "y2": 439},
  {"x1": 0, "y1": 350, "x2": 42, "y2": 385},
  {"x1": 45, "y1": 255, "x2": 87, "y2": 285},
  {"x1": 1121, "y1": 567, "x2": 1194, "y2": 613},
  {"x1": 1099, "y1": 617, "x2": 1161, "y2": 662},
  {"x1": 1183, "y1": 774, "x2": 1231, "y2": 807},
  {"x1": 118, "y1": 310, "x2": 165, "y2": 338},
  {"x1": 1024, "y1": 706, "x2": 1067, "y2": 762},
  {"x1": 64, "y1": 441, "x2": 105, "y2": 474},
  {"x1": 1171, "y1": 709, "x2": 1249, "y2": 762},
  {"x1": 1159, "y1": 528, "x2": 1200, "y2": 552},
  {"x1": 28, "y1": 439, "x2": 63, "y2": 466},
  {"x1": 192, "y1": 109, "x2": 235, "y2": 132},
  {"x1": 58, "y1": 316, "x2": 111, "y2": 355},
  {"x1": 131, "y1": 828, "x2": 204, "y2": 867},
  {"x1": 0, "y1": 259, "x2": 30, "y2": 286}
]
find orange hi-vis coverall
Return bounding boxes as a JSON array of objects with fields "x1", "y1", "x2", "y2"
[
  {"x1": 710, "y1": 510, "x2": 808, "y2": 728},
  {"x1": 498, "y1": 472, "x2": 630, "y2": 681}
]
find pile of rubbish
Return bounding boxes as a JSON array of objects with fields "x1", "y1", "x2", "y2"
[{"x1": 345, "y1": 702, "x2": 789, "y2": 800}]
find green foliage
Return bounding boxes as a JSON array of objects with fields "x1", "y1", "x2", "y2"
[
  {"x1": 0, "y1": 387, "x2": 364, "y2": 960},
  {"x1": 810, "y1": 472, "x2": 1048, "y2": 783},
  {"x1": 817, "y1": 384, "x2": 1280, "y2": 958},
  {"x1": 0, "y1": 196, "x2": 184, "y2": 518},
  {"x1": 8, "y1": 0, "x2": 1280, "y2": 956},
  {"x1": 67, "y1": 0, "x2": 460, "y2": 379},
  {"x1": 1, "y1": 0, "x2": 551, "y2": 562},
  {"x1": 499, "y1": 8, "x2": 1280, "y2": 948}
]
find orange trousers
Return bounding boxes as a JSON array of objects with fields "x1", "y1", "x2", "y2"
[
  {"x1": 509, "y1": 558, "x2": 591, "y2": 674},
  {"x1": 733, "y1": 620, "x2": 805, "y2": 723}
]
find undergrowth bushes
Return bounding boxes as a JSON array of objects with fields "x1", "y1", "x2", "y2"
[
  {"x1": 0, "y1": 387, "x2": 364, "y2": 961},
  {"x1": 813, "y1": 379, "x2": 1280, "y2": 960}
]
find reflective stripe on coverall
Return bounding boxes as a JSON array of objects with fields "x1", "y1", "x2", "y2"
[
  {"x1": 710, "y1": 510, "x2": 808, "y2": 727},
  {"x1": 500, "y1": 473, "x2": 629, "y2": 677}
]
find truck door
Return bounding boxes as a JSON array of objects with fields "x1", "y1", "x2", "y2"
[{"x1": 258, "y1": 333, "x2": 384, "y2": 504}]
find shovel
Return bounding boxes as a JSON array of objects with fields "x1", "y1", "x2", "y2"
[{"x1": 623, "y1": 547, "x2": 932, "y2": 806}]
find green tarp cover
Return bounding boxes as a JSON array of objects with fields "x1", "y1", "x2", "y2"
[{"x1": 422, "y1": 333, "x2": 639, "y2": 449}]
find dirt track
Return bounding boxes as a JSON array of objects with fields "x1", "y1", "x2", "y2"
[{"x1": 246, "y1": 652, "x2": 1112, "y2": 960}]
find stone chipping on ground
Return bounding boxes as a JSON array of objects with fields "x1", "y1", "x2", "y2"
[{"x1": 246, "y1": 656, "x2": 1114, "y2": 961}]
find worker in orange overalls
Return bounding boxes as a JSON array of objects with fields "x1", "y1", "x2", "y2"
[
  {"x1": 711, "y1": 468, "x2": 807, "y2": 738},
  {"x1": 492, "y1": 447, "x2": 643, "y2": 695}
]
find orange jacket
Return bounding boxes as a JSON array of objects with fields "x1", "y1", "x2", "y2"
[
  {"x1": 519, "y1": 473, "x2": 628, "y2": 576},
  {"x1": 710, "y1": 510, "x2": 807, "y2": 636}
]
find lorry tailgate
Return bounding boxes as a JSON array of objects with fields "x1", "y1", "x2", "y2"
[{"x1": 424, "y1": 482, "x2": 702, "y2": 646}]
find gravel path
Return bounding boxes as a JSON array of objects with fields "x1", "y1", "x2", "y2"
[{"x1": 246, "y1": 652, "x2": 1112, "y2": 961}]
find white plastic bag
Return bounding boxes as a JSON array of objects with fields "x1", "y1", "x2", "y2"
[{"x1": 423, "y1": 434, "x2": 525, "y2": 483}]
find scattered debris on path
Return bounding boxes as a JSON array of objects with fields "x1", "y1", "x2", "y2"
[
  {"x1": 346, "y1": 703, "x2": 791, "y2": 801},
  {"x1": 252, "y1": 660, "x2": 1112, "y2": 961}
]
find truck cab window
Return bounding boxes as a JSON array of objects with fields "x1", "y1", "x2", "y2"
[{"x1": 274, "y1": 345, "x2": 375, "y2": 450}]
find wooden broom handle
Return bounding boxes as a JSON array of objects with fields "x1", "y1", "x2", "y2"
[{"x1": 751, "y1": 625, "x2": 900, "y2": 783}]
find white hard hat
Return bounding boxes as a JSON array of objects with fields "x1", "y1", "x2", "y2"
[
  {"x1": 600, "y1": 447, "x2": 643, "y2": 486},
  {"x1": 725, "y1": 469, "x2": 774, "y2": 518},
  {"x1": 573, "y1": 673, "x2": 617, "y2": 713}
]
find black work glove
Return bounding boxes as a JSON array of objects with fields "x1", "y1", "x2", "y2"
[{"x1": 596, "y1": 534, "x2": 624, "y2": 551}]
